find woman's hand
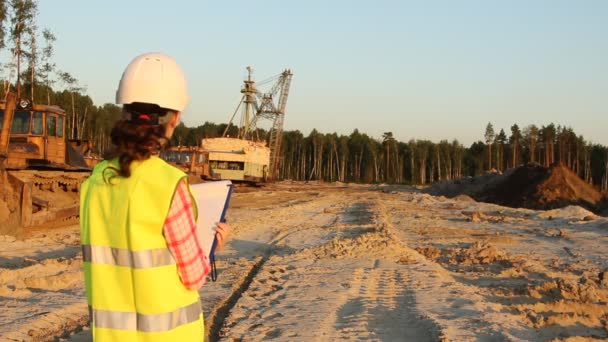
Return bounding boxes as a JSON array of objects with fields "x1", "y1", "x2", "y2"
[{"x1": 214, "y1": 222, "x2": 231, "y2": 251}]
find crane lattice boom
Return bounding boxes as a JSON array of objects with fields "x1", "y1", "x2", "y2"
[{"x1": 224, "y1": 67, "x2": 293, "y2": 181}]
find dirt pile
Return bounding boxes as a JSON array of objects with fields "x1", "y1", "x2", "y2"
[
  {"x1": 427, "y1": 163, "x2": 606, "y2": 214},
  {"x1": 424, "y1": 169, "x2": 508, "y2": 198},
  {"x1": 306, "y1": 226, "x2": 410, "y2": 261},
  {"x1": 476, "y1": 163, "x2": 605, "y2": 212},
  {"x1": 417, "y1": 242, "x2": 510, "y2": 266}
]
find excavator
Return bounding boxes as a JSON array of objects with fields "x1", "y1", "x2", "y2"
[{"x1": 0, "y1": 92, "x2": 95, "y2": 232}]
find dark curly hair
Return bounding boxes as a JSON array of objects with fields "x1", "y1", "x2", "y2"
[{"x1": 104, "y1": 103, "x2": 174, "y2": 178}]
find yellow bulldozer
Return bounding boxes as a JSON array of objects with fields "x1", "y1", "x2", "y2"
[
  {"x1": 0, "y1": 92, "x2": 95, "y2": 233},
  {"x1": 159, "y1": 146, "x2": 217, "y2": 184}
]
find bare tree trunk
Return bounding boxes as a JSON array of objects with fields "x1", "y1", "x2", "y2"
[
  {"x1": 410, "y1": 152, "x2": 415, "y2": 184},
  {"x1": 78, "y1": 106, "x2": 88, "y2": 140},
  {"x1": 576, "y1": 148, "x2": 580, "y2": 176},
  {"x1": 395, "y1": 154, "x2": 400, "y2": 183},
  {"x1": 328, "y1": 144, "x2": 333, "y2": 182},
  {"x1": 340, "y1": 157, "x2": 345, "y2": 182},
  {"x1": 30, "y1": 63, "x2": 35, "y2": 103},
  {"x1": 446, "y1": 152, "x2": 452, "y2": 181},
  {"x1": 419, "y1": 154, "x2": 427, "y2": 185},
  {"x1": 585, "y1": 150, "x2": 591, "y2": 183},
  {"x1": 356, "y1": 152, "x2": 360, "y2": 182},
  {"x1": 385, "y1": 145, "x2": 389, "y2": 182},
  {"x1": 333, "y1": 144, "x2": 340, "y2": 182},
  {"x1": 301, "y1": 148, "x2": 306, "y2": 181},
  {"x1": 71, "y1": 92, "x2": 76, "y2": 139},
  {"x1": 373, "y1": 155, "x2": 379, "y2": 183},
  {"x1": 98, "y1": 128, "x2": 104, "y2": 156},
  {"x1": 400, "y1": 156, "x2": 405, "y2": 183},
  {"x1": 352, "y1": 154, "x2": 357, "y2": 182},
  {"x1": 436, "y1": 149, "x2": 441, "y2": 181},
  {"x1": 498, "y1": 145, "x2": 502, "y2": 171},
  {"x1": 488, "y1": 144, "x2": 492, "y2": 170},
  {"x1": 395, "y1": 149, "x2": 399, "y2": 182},
  {"x1": 308, "y1": 155, "x2": 315, "y2": 181},
  {"x1": 317, "y1": 144, "x2": 323, "y2": 180},
  {"x1": 16, "y1": 33, "x2": 22, "y2": 99}
]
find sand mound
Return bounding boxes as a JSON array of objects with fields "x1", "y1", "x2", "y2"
[
  {"x1": 305, "y1": 227, "x2": 410, "y2": 261},
  {"x1": 453, "y1": 194, "x2": 476, "y2": 202},
  {"x1": 418, "y1": 242, "x2": 509, "y2": 265},
  {"x1": 537, "y1": 205, "x2": 597, "y2": 221},
  {"x1": 476, "y1": 163, "x2": 604, "y2": 212},
  {"x1": 426, "y1": 163, "x2": 606, "y2": 214},
  {"x1": 424, "y1": 170, "x2": 507, "y2": 198}
]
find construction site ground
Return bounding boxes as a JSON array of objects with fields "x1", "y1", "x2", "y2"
[{"x1": 1, "y1": 182, "x2": 608, "y2": 341}]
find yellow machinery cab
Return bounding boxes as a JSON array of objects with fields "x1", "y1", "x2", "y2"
[
  {"x1": 0, "y1": 98, "x2": 74, "y2": 169},
  {"x1": 160, "y1": 146, "x2": 214, "y2": 180}
]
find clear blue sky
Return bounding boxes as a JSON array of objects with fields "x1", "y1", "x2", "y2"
[{"x1": 34, "y1": 0, "x2": 607, "y2": 146}]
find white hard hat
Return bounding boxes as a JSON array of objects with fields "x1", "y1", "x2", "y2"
[{"x1": 116, "y1": 52, "x2": 189, "y2": 112}]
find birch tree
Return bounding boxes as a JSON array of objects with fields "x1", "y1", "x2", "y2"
[
  {"x1": 58, "y1": 71, "x2": 85, "y2": 139},
  {"x1": 23, "y1": 17, "x2": 36, "y2": 102},
  {"x1": 39, "y1": 28, "x2": 55, "y2": 104},
  {"x1": 9, "y1": 0, "x2": 37, "y2": 99}
]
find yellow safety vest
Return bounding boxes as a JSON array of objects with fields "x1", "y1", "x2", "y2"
[{"x1": 80, "y1": 156, "x2": 204, "y2": 341}]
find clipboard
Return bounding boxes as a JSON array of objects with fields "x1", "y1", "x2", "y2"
[{"x1": 190, "y1": 180, "x2": 234, "y2": 281}]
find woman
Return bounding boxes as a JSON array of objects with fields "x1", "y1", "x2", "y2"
[{"x1": 80, "y1": 52, "x2": 229, "y2": 341}]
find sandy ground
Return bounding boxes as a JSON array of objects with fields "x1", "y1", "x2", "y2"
[{"x1": 1, "y1": 183, "x2": 607, "y2": 341}]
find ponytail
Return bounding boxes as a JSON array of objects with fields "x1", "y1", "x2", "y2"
[{"x1": 105, "y1": 103, "x2": 173, "y2": 178}]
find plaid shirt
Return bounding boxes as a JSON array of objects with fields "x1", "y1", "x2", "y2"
[{"x1": 163, "y1": 179, "x2": 210, "y2": 290}]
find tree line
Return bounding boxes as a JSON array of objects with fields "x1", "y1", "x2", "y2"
[
  {"x1": 483, "y1": 122, "x2": 608, "y2": 190},
  {"x1": 170, "y1": 121, "x2": 608, "y2": 191},
  {"x1": 1, "y1": 1, "x2": 605, "y2": 190}
]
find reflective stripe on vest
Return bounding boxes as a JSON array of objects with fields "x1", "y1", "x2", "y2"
[
  {"x1": 89, "y1": 300, "x2": 202, "y2": 332},
  {"x1": 82, "y1": 244, "x2": 175, "y2": 269}
]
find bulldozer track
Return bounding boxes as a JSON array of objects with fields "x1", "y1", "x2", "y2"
[{"x1": 10, "y1": 170, "x2": 89, "y2": 191}]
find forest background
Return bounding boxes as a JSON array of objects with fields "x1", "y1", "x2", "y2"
[{"x1": 1, "y1": 0, "x2": 606, "y2": 190}]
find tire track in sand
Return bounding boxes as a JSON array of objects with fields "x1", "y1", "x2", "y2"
[
  {"x1": 333, "y1": 268, "x2": 438, "y2": 341},
  {"x1": 218, "y1": 196, "x2": 443, "y2": 341}
]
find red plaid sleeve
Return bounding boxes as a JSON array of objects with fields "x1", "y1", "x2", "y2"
[{"x1": 163, "y1": 179, "x2": 211, "y2": 290}]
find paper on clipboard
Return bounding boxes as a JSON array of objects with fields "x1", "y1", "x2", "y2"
[{"x1": 190, "y1": 180, "x2": 233, "y2": 260}]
